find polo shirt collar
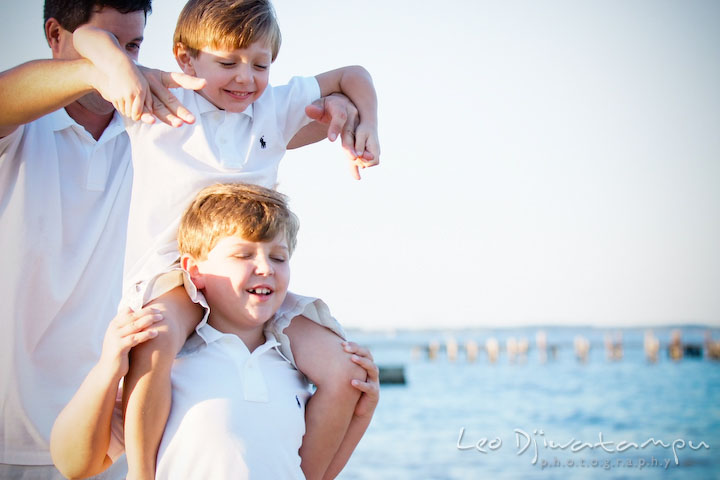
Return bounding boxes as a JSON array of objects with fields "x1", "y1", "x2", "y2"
[
  {"x1": 194, "y1": 91, "x2": 254, "y2": 119},
  {"x1": 50, "y1": 107, "x2": 127, "y2": 143},
  {"x1": 49, "y1": 107, "x2": 76, "y2": 132},
  {"x1": 196, "y1": 322, "x2": 280, "y2": 352}
]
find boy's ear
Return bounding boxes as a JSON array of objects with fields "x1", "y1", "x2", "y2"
[
  {"x1": 174, "y1": 43, "x2": 196, "y2": 76},
  {"x1": 181, "y1": 254, "x2": 205, "y2": 289}
]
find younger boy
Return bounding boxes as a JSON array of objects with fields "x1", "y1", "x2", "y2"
[
  {"x1": 71, "y1": 1, "x2": 380, "y2": 478},
  {"x1": 51, "y1": 183, "x2": 379, "y2": 479}
]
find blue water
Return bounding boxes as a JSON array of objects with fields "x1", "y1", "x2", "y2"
[{"x1": 339, "y1": 326, "x2": 720, "y2": 479}]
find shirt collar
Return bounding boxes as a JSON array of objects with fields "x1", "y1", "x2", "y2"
[
  {"x1": 196, "y1": 322, "x2": 279, "y2": 349},
  {"x1": 194, "y1": 90, "x2": 254, "y2": 119},
  {"x1": 49, "y1": 107, "x2": 77, "y2": 133},
  {"x1": 49, "y1": 107, "x2": 127, "y2": 142}
]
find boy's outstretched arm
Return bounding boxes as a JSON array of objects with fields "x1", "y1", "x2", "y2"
[
  {"x1": 322, "y1": 342, "x2": 380, "y2": 479},
  {"x1": 315, "y1": 66, "x2": 380, "y2": 179},
  {"x1": 50, "y1": 307, "x2": 162, "y2": 479}
]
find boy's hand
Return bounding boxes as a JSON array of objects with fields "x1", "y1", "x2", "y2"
[
  {"x1": 137, "y1": 67, "x2": 207, "y2": 127},
  {"x1": 98, "y1": 307, "x2": 162, "y2": 380},
  {"x1": 347, "y1": 123, "x2": 380, "y2": 180},
  {"x1": 305, "y1": 93, "x2": 357, "y2": 148},
  {"x1": 305, "y1": 94, "x2": 381, "y2": 180},
  {"x1": 342, "y1": 341, "x2": 379, "y2": 418}
]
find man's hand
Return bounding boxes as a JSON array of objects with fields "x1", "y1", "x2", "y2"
[{"x1": 138, "y1": 67, "x2": 206, "y2": 127}]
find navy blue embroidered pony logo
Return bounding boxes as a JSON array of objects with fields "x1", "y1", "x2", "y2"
[
  {"x1": 259, "y1": 136, "x2": 267, "y2": 149},
  {"x1": 296, "y1": 395, "x2": 302, "y2": 409}
]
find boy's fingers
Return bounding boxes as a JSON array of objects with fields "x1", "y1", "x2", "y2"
[
  {"x1": 349, "y1": 161, "x2": 362, "y2": 180},
  {"x1": 116, "y1": 307, "x2": 161, "y2": 329},
  {"x1": 351, "y1": 379, "x2": 372, "y2": 392},
  {"x1": 352, "y1": 354, "x2": 379, "y2": 380},
  {"x1": 344, "y1": 341, "x2": 372, "y2": 359},
  {"x1": 119, "y1": 313, "x2": 163, "y2": 337},
  {"x1": 125, "y1": 329, "x2": 159, "y2": 349},
  {"x1": 341, "y1": 130, "x2": 357, "y2": 156},
  {"x1": 325, "y1": 104, "x2": 347, "y2": 143},
  {"x1": 304, "y1": 101, "x2": 324, "y2": 122}
]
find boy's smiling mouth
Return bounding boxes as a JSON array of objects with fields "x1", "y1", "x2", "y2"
[
  {"x1": 225, "y1": 89, "x2": 253, "y2": 100},
  {"x1": 246, "y1": 287, "x2": 272, "y2": 295}
]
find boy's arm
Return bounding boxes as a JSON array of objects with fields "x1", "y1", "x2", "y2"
[
  {"x1": 288, "y1": 94, "x2": 357, "y2": 151},
  {"x1": 315, "y1": 67, "x2": 380, "y2": 179},
  {"x1": 50, "y1": 307, "x2": 162, "y2": 479},
  {"x1": 322, "y1": 342, "x2": 379, "y2": 479}
]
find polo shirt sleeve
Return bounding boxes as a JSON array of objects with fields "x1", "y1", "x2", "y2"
[{"x1": 269, "y1": 76, "x2": 321, "y2": 145}]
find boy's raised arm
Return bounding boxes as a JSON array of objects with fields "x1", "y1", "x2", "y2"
[{"x1": 50, "y1": 307, "x2": 162, "y2": 479}]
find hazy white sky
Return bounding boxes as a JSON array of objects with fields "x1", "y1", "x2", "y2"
[{"x1": 2, "y1": 0, "x2": 719, "y2": 329}]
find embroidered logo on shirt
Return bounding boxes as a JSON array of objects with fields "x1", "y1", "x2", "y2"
[
  {"x1": 259, "y1": 136, "x2": 267, "y2": 149},
  {"x1": 296, "y1": 395, "x2": 302, "y2": 409}
]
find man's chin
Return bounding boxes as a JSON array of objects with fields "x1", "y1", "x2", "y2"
[{"x1": 79, "y1": 94, "x2": 115, "y2": 116}]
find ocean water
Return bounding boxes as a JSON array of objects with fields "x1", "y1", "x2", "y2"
[{"x1": 338, "y1": 326, "x2": 720, "y2": 480}]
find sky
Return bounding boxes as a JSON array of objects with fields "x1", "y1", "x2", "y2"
[{"x1": 2, "y1": 0, "x2": 719, "y2": 330}]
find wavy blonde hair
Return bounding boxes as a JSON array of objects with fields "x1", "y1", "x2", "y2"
[
  {"x1": 173, "y1": 0, "x2": 281, "y2": 60},
  {"x1": 178, "y1": 183, "x2": 299, "y2": 261}
]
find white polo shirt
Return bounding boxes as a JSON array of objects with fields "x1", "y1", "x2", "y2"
[
  {"x1": 0, "y1": 109, "x2": 132, "y2": 464},
  {"x1": 122, "y1": 77, "x2": 320, "y2": 296},
  {"x1": 155, "y1": 325, "x2": 311, "y2": 479}
]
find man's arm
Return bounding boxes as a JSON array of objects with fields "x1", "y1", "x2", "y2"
[
  {"x1": 0, "y1": 59, "x2": 97, "y2": 137},
  {"x1": 50, "y1": 307, "x2": 162, "y2": 479},
  {"x1": 72, "y1": 25, "x2": 205, "y2": 127}
]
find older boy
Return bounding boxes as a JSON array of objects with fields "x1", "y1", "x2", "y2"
[
  {"x1": 0, "y1": 2, "x2": 364, "y2": 478},
  {"x1": 51, "y1": 183, "x2": 379, "y2": 479},
  {"x1": 72, "y1": 1, "x2": 380, "y2": 478}
]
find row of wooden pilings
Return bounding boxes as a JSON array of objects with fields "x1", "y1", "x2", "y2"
[{"x1": 411, "y1": 330, "x2": 720, "y2": 363}]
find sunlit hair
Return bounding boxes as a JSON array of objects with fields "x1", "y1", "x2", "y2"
[
  {"x1": 43, "y1": 0, "x2": 151, "y2": 33},
  {"x1": 178, "y1": 183, "x2": 299, "y2": 261},
  {"x1": 173, "y1": 0, "x2": 281, "y2": 60}
]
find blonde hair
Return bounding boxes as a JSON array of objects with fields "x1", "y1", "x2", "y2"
[
  {"x1": 173, "y1": 0, "x2": 281, "y2": 60},
  {"x1": 178, "y1": 183, "x2": 299, "y2": 261}
]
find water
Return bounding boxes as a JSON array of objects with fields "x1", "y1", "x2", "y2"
[{"x1": 338, "y1": 326, "x2": 720, "y2": 479}]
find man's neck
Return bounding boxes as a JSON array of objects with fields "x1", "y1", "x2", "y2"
[{"x1": 64, "y1": 101, "x2": 114, "y2": 141}]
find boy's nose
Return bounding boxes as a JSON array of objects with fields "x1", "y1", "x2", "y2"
[
  {"x1": 234, "y1": 64, "x2": 252, "y2": 83},
  {"x1": 254, "y1": 256, "x2": 274, "y2": 275}
]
